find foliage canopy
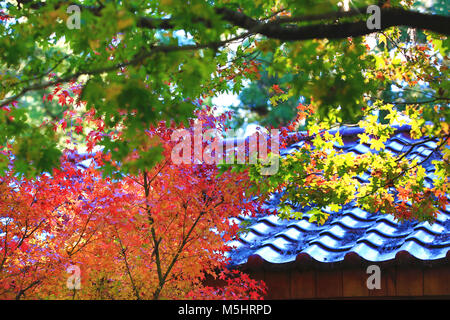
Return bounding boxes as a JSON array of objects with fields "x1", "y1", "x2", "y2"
[{"x1": 0, "y1": 0, "x2": 449, "y2": 299}]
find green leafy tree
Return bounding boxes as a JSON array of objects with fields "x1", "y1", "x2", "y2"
[
  {"x1": 1, "y1": 0, "x2": 449, "y2": 175},
  {"x1": 236, "y1": 52, "x2": 303, "y2": 129}
]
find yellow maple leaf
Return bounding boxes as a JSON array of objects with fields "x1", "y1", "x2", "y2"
[
  {"x1": 370, "y1": 138, "x2": 385, "y2": 151},
  {"x1": 441, "y1": 122, "x2": 449, "y2": 135}
]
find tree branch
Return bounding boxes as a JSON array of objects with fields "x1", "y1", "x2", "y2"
[
  {"x1": 215, "y1": 7, "x2": 450, "y2": 41},
  {"x1": 152, "y1": 210, "x2": 205, "y2": 300},
  {"x1": 114, "y1": 228, "x2": 141, "y2": 300},
  {"x1": 15, "y1": 279, "x2": 41, "y2": 300},
  {"x1": 0, "y1": 35, "x2": 249, "y2": 108},
  {"x1": 15, "y1": 2, "x2": 450, "y2": 38}
]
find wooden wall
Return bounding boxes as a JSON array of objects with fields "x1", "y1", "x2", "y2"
[{"x1": 248, "y1": 264, "x2": 450, "y2": 299}]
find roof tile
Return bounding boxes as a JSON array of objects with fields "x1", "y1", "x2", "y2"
[{"x1": 229, "y1": 127, "x2": 450, "y2": 267}]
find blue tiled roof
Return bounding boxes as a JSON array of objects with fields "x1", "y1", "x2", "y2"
[{"x1": 228, "y1": 125, "x2": 450, "y2": 267}]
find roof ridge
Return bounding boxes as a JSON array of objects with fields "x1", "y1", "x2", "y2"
[{"x1": 286, "y1": 124, "x2": 412, "y2": 143}]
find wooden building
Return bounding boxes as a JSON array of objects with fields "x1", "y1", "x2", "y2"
[{"x1": 239, "y1": 251, "x2": 450, "y2": 299}]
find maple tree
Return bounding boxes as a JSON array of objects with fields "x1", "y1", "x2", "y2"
[
  {"x1": 0, "y1": 0, "x2": 449, "y2": 300},
  {"x1": 0, "y1": 98, "x2": 268, "y2": 299}
]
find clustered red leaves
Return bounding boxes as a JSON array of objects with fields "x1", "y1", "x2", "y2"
[
  {"x1": 186, "y1": 269, "x2": 267, "y2": 300},
  {"x1": 218, "y1": 61, "x2": 262, "y2": 82},
  {"x1": 0, "y1": 84, "x2": 268, "y2": 300},
  {"x1": 286, "y1": 102, "x2": 315, "y2": 132},
  {"x1": 0, "y1": 10, "x2": 10, "y2": 22},
  {"x1": 0, "y1": 153, "x2": 128, "y2": 299}
]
